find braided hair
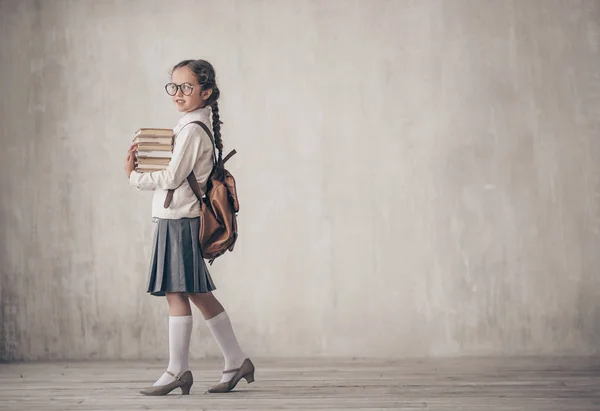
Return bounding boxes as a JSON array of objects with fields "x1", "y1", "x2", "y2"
[{"x1": 172, "y1": 59, "x2": 224, "y2": 178}]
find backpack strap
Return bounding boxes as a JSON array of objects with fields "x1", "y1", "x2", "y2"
[
  {"x1": 223, "y1": 149, "x2": 237, "y2": 163},
  {"x1": 190, "y1": 121, "x2": 217, "y2": 165},
  {"x1": 163, "y1": 121, "x2": 236, "y2": 208},
  {"x1": 186, "y1": 172, "x2": 203, "y2": 201},
  {"x1": 189, "y1": 121, "x2": 237, "y2": 165}
]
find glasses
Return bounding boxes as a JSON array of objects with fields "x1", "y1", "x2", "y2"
[{"x1": 165, "y1": 82, "x2": 195, "y2": 96}]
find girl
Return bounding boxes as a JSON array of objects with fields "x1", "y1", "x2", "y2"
[{"x1": 124, "y1": 59, "x2": 254, "y2": 396}]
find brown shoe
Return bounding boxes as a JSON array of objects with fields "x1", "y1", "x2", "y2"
[
  {"x1": 205, "y1": 358, "x2": 255, "y2": 393},
  {"x1": 139, "y1": 370, "x2": 193, "y2": 396}
]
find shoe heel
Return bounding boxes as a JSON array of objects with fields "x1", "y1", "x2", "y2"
[
  {"x1": 181, "y1": 383, "x2": 192, "y2": 395},
  {"x1": 243, "y1": 371, "x2": 255, "y2": 384}
]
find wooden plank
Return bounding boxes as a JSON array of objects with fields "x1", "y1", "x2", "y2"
[{"x1": 0, "y1": 357, "x2": 599, "y2": 410}]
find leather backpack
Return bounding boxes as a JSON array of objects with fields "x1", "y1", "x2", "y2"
[{"x1": 164, "y1": 121, "x2": 239, "y2": 264}]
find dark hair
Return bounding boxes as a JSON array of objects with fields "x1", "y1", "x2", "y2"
[{"x1": 172, "y1": 59, "x2": 224, "y2": 176}]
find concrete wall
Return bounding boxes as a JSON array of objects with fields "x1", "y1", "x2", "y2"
[{"x1": 1, "y1": 0, "x2": 599, "y2": 361}]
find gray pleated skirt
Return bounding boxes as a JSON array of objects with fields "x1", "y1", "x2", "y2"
[{"x1": 147, "y1": 217, "x2": 216, "y2": 296}]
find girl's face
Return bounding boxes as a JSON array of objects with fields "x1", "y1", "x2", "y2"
[{"x1": 169, "y1": 66, "x2": 212, "y2": 113}]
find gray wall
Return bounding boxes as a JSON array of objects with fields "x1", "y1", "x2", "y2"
[{"x1": 1, "y1": 0, "x2": 599, "y2": 361}]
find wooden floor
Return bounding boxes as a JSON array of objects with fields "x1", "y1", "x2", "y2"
[{"x1": 0, "y1": 357, "x2": 599, "y2": 410}]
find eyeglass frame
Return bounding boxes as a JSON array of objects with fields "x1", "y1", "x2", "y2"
[{"x1": 165, "y1": 82, "x2": 196, "y2": 96}]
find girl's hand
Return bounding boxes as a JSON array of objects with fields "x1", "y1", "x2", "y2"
[{"x1": 125, "y1": 144, "x2": 137, "y2": 178}]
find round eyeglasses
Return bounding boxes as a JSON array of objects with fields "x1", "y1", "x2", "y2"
[{"x1": 165, "y1": 82, "x2": 195, "y2": 96}]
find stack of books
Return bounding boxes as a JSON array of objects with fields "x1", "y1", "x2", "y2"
[{"x1": 133, "y1": 128, "x2": 174, "y2": 172}]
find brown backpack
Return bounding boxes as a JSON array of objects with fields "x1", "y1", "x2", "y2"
[{"x1": 164, "y1": 121, "x2": 239, "y2": 265}]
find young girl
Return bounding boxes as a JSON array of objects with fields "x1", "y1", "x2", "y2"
[{"x1": 124, "y1": 59, "x2": 254, "y2": 396}]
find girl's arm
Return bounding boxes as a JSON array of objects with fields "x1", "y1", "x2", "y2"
[
  {"x1": 129, "y1": 174, "x2": 157, "y2": 190},
  {"x1": 129, "y1": 124, "x2": 209, "y2": 191}
]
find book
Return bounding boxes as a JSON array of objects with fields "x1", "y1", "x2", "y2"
[
  {"x1": 136, "y1": 143, "x2": 173, "y2": 152},
  {"x1": 137, "y1": 157, "x2": 170, "y2": 166},
  {"x1": 135, "y1": 128, "x2": 173, "y2": 137},
  {"x1": 137, "y1": 168, "x2": 167, "y2": 173},
  {"x1": 133, "y1": 136, "x2": 173, "y2": 145},
  {"x1": 137, "y1": 150, "x2": 172, "y2": 159},
  {"x1": 136, "y1": 164, "x2": 167, "y2": 172}
]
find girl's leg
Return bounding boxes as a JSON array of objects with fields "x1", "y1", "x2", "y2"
[
  {"x1": 188, "y1": 292, "x2": 247, "y2": 383},
  {"x1": 153, "y1": 292, "x2": 193, "y2": 386},
  {"x1": 167, "y1": 292, "x2": 192, "y2": 316}
]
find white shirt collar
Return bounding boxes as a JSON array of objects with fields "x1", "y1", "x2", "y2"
[{"x1": 175, "y1": 107, "x2": 211, "y2": 131}]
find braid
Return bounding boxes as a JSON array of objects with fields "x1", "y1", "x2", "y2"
[{"x1": 211, "y1": 100, "x2": 223, "y2": 165}]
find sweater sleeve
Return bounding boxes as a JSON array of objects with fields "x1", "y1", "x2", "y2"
[
  {"x1": 129, "y1": 124, "x2": 207, "y2": 191},
  {"x1": 129, "y1": 170, "x2": 156, "y2": 190}
]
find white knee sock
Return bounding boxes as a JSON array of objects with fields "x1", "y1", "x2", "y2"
[
  {"x1": 153, "y1": 315, "x2": 193, "y2": 386},
  {"x1": 205, "y1": 311, "x2": 246, "y2": 383}
]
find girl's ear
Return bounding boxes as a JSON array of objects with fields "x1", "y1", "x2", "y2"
[{"x1": 201, "y1": 88, "x2": 213, "y2": 102}]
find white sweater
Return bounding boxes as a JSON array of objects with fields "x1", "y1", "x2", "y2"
[{"x1": 129, "y1": 108, "x2": 215, "y2": 219}]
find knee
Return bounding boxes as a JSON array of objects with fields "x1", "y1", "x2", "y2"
[
  {"x1": 166, "y1": 292, "x2": 189, "y2": 305},
  {"x1": 188, "y1": 292, "x2": 213, "y2": 306}
]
